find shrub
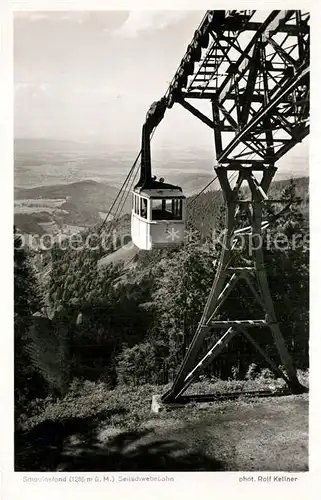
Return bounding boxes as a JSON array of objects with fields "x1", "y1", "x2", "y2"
[
  {"x1": 116, "y1": 342, "x2": 164, "y2": 386},
  {"x1": 231, "y1": 366, "x2": 240, "y2": 380},
  {"x1": 20, "y1": 381, "x2": 162, "y2": 432},
  {"x1": 259, "y1": 368, "x2": 275, "y2": 379},
  {"x1": 245, "y1": 363, "x2": 260, "y2": 380},
  {"x1": 297, "y1": 368, "x2": 309, "y2": 387}
]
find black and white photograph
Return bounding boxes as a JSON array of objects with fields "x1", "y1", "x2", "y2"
[{"x1": 10, "y1": 6, "x2": 312, "y2": 480}]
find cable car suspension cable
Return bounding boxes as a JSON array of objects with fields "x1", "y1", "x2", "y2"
[{"x1": 97, "y1": 127, "x2": 157, "y2": 236}]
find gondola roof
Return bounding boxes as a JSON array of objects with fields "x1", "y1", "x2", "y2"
[{"x1": 133, "y1": 179, "x2": 185, "y2": 199}]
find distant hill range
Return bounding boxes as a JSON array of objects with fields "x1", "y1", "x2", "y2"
[
  {"x1": 14, "y1": 180, "x2": 130, "y2": 234},
  {"x1": 15, "y1": 179, "x2": 126, "y2": 212}
]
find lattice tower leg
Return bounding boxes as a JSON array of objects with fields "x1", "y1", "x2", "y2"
[{"x1": 162, "y1": 166, "x2": 305, "y2": 402}]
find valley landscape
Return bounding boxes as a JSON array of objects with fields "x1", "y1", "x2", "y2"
[
  {"x1": 14, "y1": 138, "x2": 218, "y2": 238},
  {"x1": 14, "y1": 138, "x2": 309, "y2": 241}
]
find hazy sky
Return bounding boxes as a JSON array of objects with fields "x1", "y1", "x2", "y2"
[
  {"x1": 14, "y1": 11, "x2": 215, "y2": 149},
  {"x1": 14, "y1": 10, "x2": 308, "y2": 171}
]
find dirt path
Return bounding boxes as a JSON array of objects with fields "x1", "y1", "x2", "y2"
[
  {"x1": 16, "y1": 393, "x2": 308, "y2": 471},
  {"x1": 137, "y1": 394, "x2": 309, "y2": 471}
]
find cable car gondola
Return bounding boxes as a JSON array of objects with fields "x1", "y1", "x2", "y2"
[
  {"x1": 132, "y1": 177, "x2": 186, "y2": 251},
  {"x1": 131, "y1": 101, "x2": 186, "y2": 250}
]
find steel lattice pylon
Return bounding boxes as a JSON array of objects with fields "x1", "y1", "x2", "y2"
[{"x1": 157, "y1": 10, "x2": 309, "y2": 402}]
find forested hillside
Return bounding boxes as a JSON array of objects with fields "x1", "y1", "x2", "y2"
[
  {"x1": 14, "y1": 180, "x2": 128, "y2": 230},
  {"x1": 14, "y1": 176, "x2": 309, "y2": 470}
]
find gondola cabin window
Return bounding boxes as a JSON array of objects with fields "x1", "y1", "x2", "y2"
[
  {"x1": 133, "y1": 194, "x2": 139, "y2": 215},
  {"x1": 132, "y1": 194, "x2": 148, "y2": 218},
  {"x1": 140, "y1": 197, "x2": 148, "y2": 219},
  {"x1": 151, "y1": 198, "x2": 183, "y2": 220}
]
